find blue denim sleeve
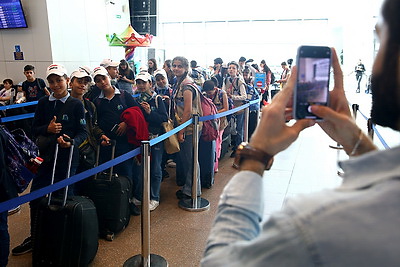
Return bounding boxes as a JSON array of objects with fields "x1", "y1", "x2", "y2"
[
  {"x1": 202, "y1": 171, "x2": 314, "y2": 267},
  {"x1": 203, "y1": 171, "x2": 264, "y2": 260}
]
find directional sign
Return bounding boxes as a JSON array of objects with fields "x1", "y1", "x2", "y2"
[{"x1": 254, "y1": 73, "x2": 266, "y2": 88}]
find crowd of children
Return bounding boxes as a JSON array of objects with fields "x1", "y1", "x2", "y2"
[{"x1": 0, "y1": 56, "x2": 289, "y2": 262}]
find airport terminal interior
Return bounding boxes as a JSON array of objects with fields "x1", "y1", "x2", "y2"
[{"x1": 1, "y1": 0, "x2": 399, "y2": 266}]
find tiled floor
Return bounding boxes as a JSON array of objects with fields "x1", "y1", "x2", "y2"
[{"x1": 6, "y1": 85, "x2": 398, "y2": 267}]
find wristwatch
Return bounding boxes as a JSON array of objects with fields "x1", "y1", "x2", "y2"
[{"x1": 233, "y1": 142, "x2": 274, "y2": 170}]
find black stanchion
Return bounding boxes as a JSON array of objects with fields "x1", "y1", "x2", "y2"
[
  {"x1": 124, "y1": 141, "x2": 168, "y2": 267},
  {"x1": 179, "y1": 114, "x2": 210, "y2": 212},
  {"x1": 351, "y1": 104, "x2": 359, "y2": 120},
  {"x1": 367, "y1": 118, "x2": 375, "y2": 140}
]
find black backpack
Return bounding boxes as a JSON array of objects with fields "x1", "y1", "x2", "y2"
[{"x1": 270, "y1": 72, "x2": 276, "y2": 84}]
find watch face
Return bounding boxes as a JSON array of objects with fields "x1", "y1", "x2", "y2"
[{"x1": 232, "y1": 142, "x2": 248, "y2": 170}]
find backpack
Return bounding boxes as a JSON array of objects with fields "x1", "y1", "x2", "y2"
[
  {"x1": 198, "y1": 91, "x2": 220, "y2": 141},
  {"x1": 245, "y1": 84, "x2": 260, "y2": 111},
  {"x1": 218, "y1": 89, "x2": 234, "y2": 121},
  {"x1": 182, "y1": 81, "x2": 219, "y2": 141},
  {"x1": 270, "y1": 71, "x2": 276, "y2": 84},
  {"x1": 190, "y1": 69, "x2": 205, "y2": 88},
  {"x1": 0, "y1": 126, "x2": 39, "y2": 193}
]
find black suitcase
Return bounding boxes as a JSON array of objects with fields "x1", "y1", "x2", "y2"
[
  {"x1": 219, "y1": 127, "x2": 231, "y2": 160},
  {"x1": 199, "y1": 138, "x2": 216, "y2": 188},
  {"x1": 85, "y1": 141, "x2": 131, "y2": 241},
  {"x1": 32, "y1": 142, "x2": 99, "y2": 267}
]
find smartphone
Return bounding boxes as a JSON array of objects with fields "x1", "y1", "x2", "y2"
[
  {"x1": 138, "y1": 92, "x2": 152, "y2": 103},
  {"x1": 110, "y1": 124, "x2": 119, "y2": 134},
  {"x1": 293, "y1": 45, "x2": 332, "y2": 120}
]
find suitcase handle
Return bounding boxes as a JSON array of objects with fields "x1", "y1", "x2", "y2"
[
  {"x1": 94, "y1": 139, "x2": 116, "y2": 181},
  {"x1": 48, "y1": 138, "x2": 75, "y2": 207}
]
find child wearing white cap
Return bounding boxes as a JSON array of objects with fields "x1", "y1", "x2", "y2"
[
  {"x1": 130, "y1": 72, "x2": 168, "y2": 211},
  {"x1": 91, "y1": 66, "x2": 139, "y2": 201},
  {"x1": 69, "y1": 69, "x2": 111, "y2": 186},
  {"x1": 13, "y1": 64, "x2": 87, "y2": 256}
]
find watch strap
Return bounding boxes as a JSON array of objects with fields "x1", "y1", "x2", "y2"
[{"x1": 233, "y1": 142, "x2": 274, "y2": 170}]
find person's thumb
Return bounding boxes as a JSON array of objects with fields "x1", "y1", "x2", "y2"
[
  {"x1": 310, "y1": 105, "x2": 339, "y2": 122},
  {"x1": 291, "y1": 119, "x2": 315, "y2": 134},
  {"x1": 51, "y1": 116, "x2": 57, "y2": 123}
]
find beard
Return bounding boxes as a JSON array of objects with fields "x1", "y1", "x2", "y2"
[{"x1": 370, "y1": 72, "x2": 400, "y2": 130}]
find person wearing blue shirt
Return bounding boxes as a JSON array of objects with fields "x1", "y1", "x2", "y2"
[{"x1": 202, "y1": 0, "x2": 399, "y2": 265}]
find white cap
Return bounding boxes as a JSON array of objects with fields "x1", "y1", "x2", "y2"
[
  {"x1": 92, "y1": 66, "x2": 109, "y2": 79},
  {"x1": 135, "y1": 72, "x2": 152, "y2": 82},
  {"x1": 46, "y1": 64, "x2": 68, "y2": 78},
  {"x1": 79, "y1": 66, "x2": 91, "y2": 75},
  {"x1": 154, "y1": 69, "x2": 167, "y2": 79},
  {"x1": 70, "y1": 69, "x2": 92, "y2": 82},
  {"x1": 100, "y1": 59, "x2": 119, "y2": 69}
]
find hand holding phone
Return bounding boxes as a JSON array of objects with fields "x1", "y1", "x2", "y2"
[{"x1": 293, "y1": 45, "x2": 332, "y2": 120}]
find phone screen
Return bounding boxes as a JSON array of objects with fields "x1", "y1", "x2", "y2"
[{"x1": 294, "y1": 45, "x2": 331, "y2": 120}]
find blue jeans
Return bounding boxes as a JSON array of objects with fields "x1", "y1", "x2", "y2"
[
  {"x1": 176, "y1": 134, "x2": 201, "y2": 197},
  {"x1": 234, "y1": 113, "x2": 245, "y2": 150},
  {"x1": 0, "y1": 211, "x2": 9, "y2": 267},
  {"x1": 134, "y1": 141, "x2": 164, "y2": 201}
]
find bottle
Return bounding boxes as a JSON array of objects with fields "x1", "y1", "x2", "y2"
[{"x1": 26, "y1": 157, "x2": 44, "y2": 174}]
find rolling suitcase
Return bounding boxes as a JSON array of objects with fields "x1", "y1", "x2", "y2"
[
  {"x1": 32, "y1": 141, "x2": 99, "y2": 267},
  {"x1": 219, "y1": 127, "x2": 231, "y2": 160},
  {"x1": 85, "y1": 140, "x2": 131, "y2": 241},
  {"x1": 199, "y1": 138, "x2": 216, "y2": 188}
]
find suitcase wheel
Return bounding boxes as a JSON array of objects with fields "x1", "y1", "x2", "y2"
[{"x1": 105, "y1": 232, "x2": 115, "y2": 241}]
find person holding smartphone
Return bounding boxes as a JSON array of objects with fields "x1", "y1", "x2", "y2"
[{"x1": 202, "y1": 0, "x2": 399, "y2": 264}]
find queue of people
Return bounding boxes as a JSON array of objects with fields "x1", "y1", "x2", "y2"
[
  {"x1": 0, "y1": 54, "x2": 270, "y2": 264},
  {"x1": 0, "y1": 48, "x2": 337, "y2": 266}
]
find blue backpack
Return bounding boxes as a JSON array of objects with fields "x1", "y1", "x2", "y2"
[{"x1": 245, "y1": 84, "x2": 260, "y2": 112}]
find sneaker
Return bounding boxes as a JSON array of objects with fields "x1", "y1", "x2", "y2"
[
  {"x1": 12, "y1": 236, "x2": 32, "y2": 256},
  {"x1": 166, "y1": 159, "x2": 176, "y2": 168},
  {"x1": 8, "y1": 205, "x2": 21, "y2": 216},
  {"x1": 132, "y1": 197, "x2": 141, "y2": 206},
  {"x1": 149, "y1": 200, "x2": 159, "y2": 211}
]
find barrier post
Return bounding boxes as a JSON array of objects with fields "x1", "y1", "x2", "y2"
[
  {"x1": 243, "y1": 101, "x2": 249, "y2": 143},
  {"x1": 124, "y1": 141, "x2": 168, "y2": 267},
  {"x1": 367, "y1": 118, "x2": 375, "y2": 140},
  {"x1": 352, "y1": 104, "x2": 359, "y2": 120},
  {"x1": 179, "y1": 114, "x2": 210, "y2": 212}
]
